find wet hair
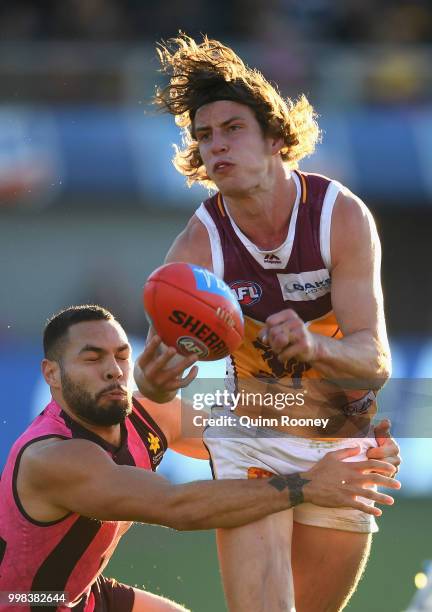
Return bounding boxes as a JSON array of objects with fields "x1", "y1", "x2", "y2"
[
  {"x1": 154, "y1": 33, "x2": 321, "y2": 189},
  {"x1": 43, "y1": 305, "x2": 115, "y2": 361}
]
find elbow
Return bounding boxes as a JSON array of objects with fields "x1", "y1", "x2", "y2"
[
  {"x1": 370, "y1": 349, "x2": 391, "y2": 389},
  {"x1": 168, "y1": 519, "x2": 191, "y2": 532},
  {"x1": 164, "y1": 514, "x2": 199, "y2": 532},
  {"x1": 164, "y1": 505, "x2": 203, "y2": 532},
  {"x1": 158, "y1": 488, "x2": 190, "y2": 531},
  {"x1": 161, "y1": 487, "x2": 208, "y2": 532},
  {"x1": 380, "y1": 361, "x2": 391, "y2": 384},
  {"x1": 379, "y1": 346, "x2": 392, "y2": 382}
]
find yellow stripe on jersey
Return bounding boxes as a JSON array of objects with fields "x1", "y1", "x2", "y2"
[
  {"x1": 217, "y1": 192, "x2": 226, "y2": 217},
  {"x1": 307, "y1": 311, "x2": 343, "y2": 340},
  {"x1": 294, "y1": 170, "x2": 308, "y2": 204}
]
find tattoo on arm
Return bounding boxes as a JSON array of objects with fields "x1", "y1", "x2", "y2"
[{"x1": 268, "y1": 473, "x2": 311, "y2": 506}]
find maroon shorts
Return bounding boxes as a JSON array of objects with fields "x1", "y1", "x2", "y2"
[{"x1": 79, "y1": 575, "x2": 135, "y2": 612}]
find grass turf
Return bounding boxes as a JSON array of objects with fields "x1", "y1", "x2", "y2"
[{"x1": 106, "y1": 497, "x2": 432, "y2": 612}]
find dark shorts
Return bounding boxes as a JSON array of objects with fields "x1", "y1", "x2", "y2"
[{"x1": 83, "y1": 575, "x2": 135, "y2": 612}]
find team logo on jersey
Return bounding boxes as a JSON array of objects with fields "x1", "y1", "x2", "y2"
[
  {"x1": 252, "y1": 336, "x2": 311, "y2": 384},
  {"x1": 230, "y1": 280, "x2": 262, "y2": 306},
  {"x1": 177, "y1": 336, "x2": 210, "y2": 358},
  {"x1": 277, "y1": 269, "x2": 331, "y2": 302},
  {"x1": 147, "y1": 432, "x2": 161, "y2": 453},
  {"x1": 264, "y1": 253, "x2": 281, "y2": 265}
]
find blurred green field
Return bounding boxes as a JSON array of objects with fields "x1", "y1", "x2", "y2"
[{"x1": 106, "y1": 497, "x2": 432, "y2": 612}]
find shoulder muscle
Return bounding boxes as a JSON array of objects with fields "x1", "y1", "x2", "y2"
[
  {"x1": 331, "y1": 190, "x2": 380, "y2": 268},
  {"x1": 165, "y1": 214, "x2": 213, "y2": 271}
]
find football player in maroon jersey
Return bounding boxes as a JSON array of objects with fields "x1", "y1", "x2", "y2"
[{"x1": 135, "y1": 35, "x2": 401, "y2": 612}]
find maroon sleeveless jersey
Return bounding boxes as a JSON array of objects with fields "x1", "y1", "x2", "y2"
[
  {"x1": 0, "y1": 398, "x2": 167, "y2": 610},
  {"x1": 195, "y1": 170, "x2": 344, "y2": 383},
  {"x1": 195, "y1": 171, "x2": 377, "y2": 429}
]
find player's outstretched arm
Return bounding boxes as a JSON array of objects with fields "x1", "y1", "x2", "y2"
[{"x1": 20, "y1": 438, "x2": 400, "y2": 531}]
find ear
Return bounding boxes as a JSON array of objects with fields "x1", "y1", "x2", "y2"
[
  {"x1": 270, "y1": 136, "x2": 284, "y2": 156},
  {"x1": 42, "y1": 359, "x2": 61, "y2": 389}
]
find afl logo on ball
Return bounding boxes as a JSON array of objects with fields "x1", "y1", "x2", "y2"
[
  {"x1": 177, "y1": 336, "x2": 210, "y2": 358},
  {"x1": 230, "y1": 281, "x2": 262, "y2": 306}
]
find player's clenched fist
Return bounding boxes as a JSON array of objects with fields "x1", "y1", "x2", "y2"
[
  {"x1": 260, "y1": 309, "x2": 317, "y2": 363},
  {"x1": 134, "y1": 335, "x2": 199, "y2": 403}
]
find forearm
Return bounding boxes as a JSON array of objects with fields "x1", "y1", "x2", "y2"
[
  {"x1": 103, "y1": 469, "x2": 306, "y2": 529},
  {"x1": 159, "y1": 477, "x2": 305, "y2": 530},
  {"x1": 43, "y1": 443, "x2": 398, "y2": 526},
  {"x1": 311, "y1": 330, "x2": 391, "y2": 387}
]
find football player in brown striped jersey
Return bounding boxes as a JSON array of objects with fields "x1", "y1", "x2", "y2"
[{"x1": 0, "y1": 306, "x2": 400, "y2": 612}]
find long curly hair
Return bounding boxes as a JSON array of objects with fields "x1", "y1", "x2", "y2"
[{"x1": 154, "y1": 34, "x2": 321, "y2": 189}]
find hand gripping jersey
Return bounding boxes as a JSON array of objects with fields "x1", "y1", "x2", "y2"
[
  {"x1": 195, "y1": 171, "x2": 376, "y2": 426},
  {"x1": 0, "y1": 398, "x2": 167, "y2": 610}
]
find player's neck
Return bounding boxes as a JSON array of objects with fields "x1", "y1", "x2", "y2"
[{"x1": 223, "y1": 167, "x2": 296, "y2": 251}]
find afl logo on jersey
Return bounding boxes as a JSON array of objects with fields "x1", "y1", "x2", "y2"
[{"x1": 230, "y1": 280, "x2": 262, "y2": 306}]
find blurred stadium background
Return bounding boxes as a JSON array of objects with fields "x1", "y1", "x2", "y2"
[{"x1": 1, "y1": 2, "x2": 431, "y2": 610}]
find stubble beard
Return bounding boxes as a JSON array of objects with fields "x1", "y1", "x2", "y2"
[{"x1": 60, "y1": 368, "x2": 132, "y2": 426}]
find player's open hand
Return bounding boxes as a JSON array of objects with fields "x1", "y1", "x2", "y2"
[
  {"x1": 259, "y1": 309, "x2": 317, "y2": 363},
  {"x1": 367, "y1": 419, "x2": 401, "y2": 474},
  {"x1": 134, "y1": 335, "x2": 199, "y2": 403},
  {"x1": 301, "y1": 445, "x2": 401, "y2": 516}
]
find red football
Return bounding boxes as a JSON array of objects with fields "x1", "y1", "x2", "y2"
[{"x1": 143, "y1": 263, "x2": 244, "y2": 361}]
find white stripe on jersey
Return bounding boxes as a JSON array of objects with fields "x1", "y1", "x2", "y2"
[{"x1": 320, "y1": 180, "x2": 343, "y2": 271}]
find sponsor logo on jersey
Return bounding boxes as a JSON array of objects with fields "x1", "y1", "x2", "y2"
[
  {"x1": 177, "y1": 335, "x2": 210, "y2": 358},
  {"x1": 277, "y1": 269, "x2": 331, "y2": 302},
  {"x1": 341, "y1": 390, "x2": 376, "y2": 416},
  {"x1": 230, "y1": 280, "x2": 263, "y2": 306},
  {"x1": 264, "y1": 253, "x2": 281, "y2": 265}
]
